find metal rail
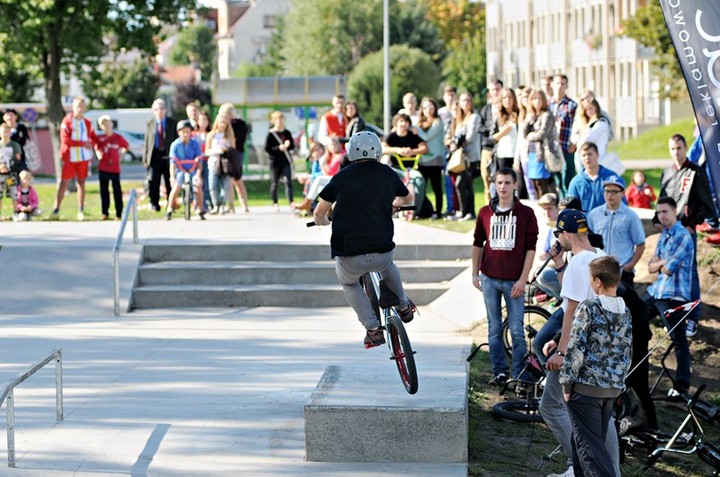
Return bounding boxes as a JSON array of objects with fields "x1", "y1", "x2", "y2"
[
  {"x1": 113, "y1": 188, "x2": 139, "y2": 316},
  {"x1": 0, "y1": 349, "x2": 63, "y2": 467}
]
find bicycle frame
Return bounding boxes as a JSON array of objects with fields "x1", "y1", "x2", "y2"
[
  {"x1": 645, "y1": 384, "x2": 720, "y2": 472},
  {"x1": 173, "y1": 157, "x2": 202, "y2": 221}
]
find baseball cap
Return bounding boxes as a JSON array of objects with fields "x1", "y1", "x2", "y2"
[
  {"x1": 97, "y1": 115, "x2": 112, "y2": 128},
  {"x1": 559, "y1": 195, "x2": 582, "y2": 211},
  {"x1": 176, "y1": 119, "x2": 193, "y2": 132},
  {"x1": 537, "y1": 193, "x2": 558, "y2": 207},
  {"x1": 555, "y1": 208, "x2": 589, "y2": 235},
  {"x1": 602, "y1": 175, "x2": 626, "y2": 191}
]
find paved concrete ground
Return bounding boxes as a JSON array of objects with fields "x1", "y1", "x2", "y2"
[{"x1": 0, "y1": 208, "x2": 484, "y2": 476}]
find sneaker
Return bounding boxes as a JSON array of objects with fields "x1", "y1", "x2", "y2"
[
  {"x1": 76, "y1": 211, "x2": 84, "y2": 221},
  {"x1": 398, "y1": 300, "x2": 417, "y2": 323},
  {"x1": 199, "y1": 212, "x2": 206, "y2": 221},
  {"x1": 364, "y1": 328, "x2": 385, "y2": 349},
  {"x1": 488, "y1": 373, "x2": 508, "y2": 387},
  {"x1": 696, "y1": 221, "x2": 718, "y2": 233},
  {"x1": 705, "y1": 232, "x2": 720, "y2": 246},
  {"x1": 547, "y1": 466, "x2": 574, "y2": 477},
  {"x1": 100, "y1": 214, "x2": 109, "y2": 221},
  {"x1": 686, "y1": 319, "x2": 698, "y2": 337},
  {"x1": 165, "y1": 211, "x2": 172, "y2": 221},
  {"x1": 667, "y1": 386, "x2": 689, "y2": 402}
]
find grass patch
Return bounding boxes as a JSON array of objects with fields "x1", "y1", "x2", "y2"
[{"x1": 616, "y1": 117, "x2": 695, "y2": 160}]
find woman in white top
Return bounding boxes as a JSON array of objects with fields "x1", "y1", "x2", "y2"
[
  {"x1": 572, "y1": 98, "x2": 611, "y2": 173},
  {"x1": 205, "y1": 115, "x2": 235, "y2": 214}
]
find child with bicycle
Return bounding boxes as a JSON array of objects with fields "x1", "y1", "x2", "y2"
[
  {"x1": 312, "y1": 131, "x2": 416, "y2": 348},
  {"x1": 559, "y1": 255, "x2": 632, "y2": 477},
  {"x1": 166, "y1": 120, "x2": 205, "y2": 220}
]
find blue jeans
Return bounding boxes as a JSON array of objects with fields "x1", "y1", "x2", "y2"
[
  {"x1": 533, "y1": 307, "x2": 564, "y2": 366},
  {"x1": 644, "y1": 294, "x2": 691, "y2": 389},
  {"x1": 690, "y1": 231, "x2": 700, "y2": 322},
  {"x1": 536, "y1": 267, "x2": 561, "y2": 300},
  {"x1": 480, "y1": 275, "x2": 526, "y2": 378}
]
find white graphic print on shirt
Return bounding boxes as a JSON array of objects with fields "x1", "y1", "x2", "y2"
[{"x1": 489, "y1": 212, "x2": 517, "y2": 251}]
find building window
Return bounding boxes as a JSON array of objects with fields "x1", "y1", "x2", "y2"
[{"x1": 263, "y1": 15, "x2": 276, "y2": 29}]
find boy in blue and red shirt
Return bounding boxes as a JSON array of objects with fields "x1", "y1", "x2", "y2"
[{"x1": 166, "y1": 120, "x2": 204, "y2": 220}]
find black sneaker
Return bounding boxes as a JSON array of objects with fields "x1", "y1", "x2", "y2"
[
  {"x1": 165, "y1": 211, "x2": 172, "y2": 221},
  {"x1": 364, "y1": 328, "x2": 385, "y2": 349},
  {"x1": 488, "y1": 373, "x2": 508, "y2": 387},
  {"x1": 398, "y1": 300, "x2": 417, "y2": 323}
]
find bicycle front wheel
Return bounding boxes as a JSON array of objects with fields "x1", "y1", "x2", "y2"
[
  {"x1": 183, "y1": 183, "x2": 192, "y2": 220},
  {"x1": 503, "y1": 305, "x2": 551, "y2": 359},
  {"x1": 492, "y1": 399, "x2": 543, "y2": 423},
  {"x1": 387, "y1": 314, "x2": 418, "y2": 394}
]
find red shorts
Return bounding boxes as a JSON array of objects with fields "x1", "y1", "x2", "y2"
[{"x1": 62, "y1": 160, "x2": 90, "y2": 181}]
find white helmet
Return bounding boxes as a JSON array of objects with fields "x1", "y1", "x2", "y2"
[{"x1": 346, "y1": 131, "x2": 381, "y2": 162}]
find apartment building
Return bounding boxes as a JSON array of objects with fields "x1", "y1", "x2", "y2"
[{"x1": 485, "y1": 0, "x2": 691, "y2": 141}]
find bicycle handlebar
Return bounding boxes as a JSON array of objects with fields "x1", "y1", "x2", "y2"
[
  {"x1": 173, "y1": 156, "x2": 203, "y2": 173},
  {"x1": 306, "y1": 206, "x2": 416, "y2": 227}
]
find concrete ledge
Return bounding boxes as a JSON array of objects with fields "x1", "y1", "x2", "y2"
[{"x1": 305, "y1": 365, "x2": 468, "y2": 463}]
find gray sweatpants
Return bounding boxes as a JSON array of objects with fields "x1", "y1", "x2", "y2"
[{"x1": 335, "y1": 251, "x2": 408, "y2": 330}]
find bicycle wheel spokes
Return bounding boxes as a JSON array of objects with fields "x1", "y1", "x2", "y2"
[
  {"x1": 387, "y1": 315, "x2": 418, "y2": 394},
  {"x1": 503, "y1": 305, "x2": 551, "y2": 359}
]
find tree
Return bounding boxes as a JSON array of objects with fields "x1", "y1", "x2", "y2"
[
  {"x1": 168, "y1": 24, "x2": 217, "y2": 81},
  {"x1": 172, "y1": 82, "x2": 211, "y2": 114},
  {"x1": 0, "y1": 0, "x2": 195, "y2": 181},
  {"x1": 442, "y1": 31, "x2": 487, "y2": 102},
  {"x1": 282, "y1": 0, "x2": 443, "y2": 76},
  {"x1": 0, "y1": 34, "x2": 42, "y2": 102},
  {"x1": 622, "y1": 3, "x2": 684, "y2": 100},
  {"x1": 81, "y1": 58, "x2": 158, "y2": 109},
  {"x1": 347, "y1": 45, "x2": 441, "y2": 126}
]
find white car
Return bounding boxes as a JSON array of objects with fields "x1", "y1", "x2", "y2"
[{"x1": 96, "y1": 129, "x2": 145, "y2": 162}]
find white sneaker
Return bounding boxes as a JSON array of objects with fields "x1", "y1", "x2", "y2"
[
  {"x1": 686, "y1": 319, "x2": 698, "y2": 337},
  {"x1": 76, "y1": 211, "x2": 85, "y2": 221},
  {"x1": 547, "y1": 466, "x2": 574, "y2": 477}
]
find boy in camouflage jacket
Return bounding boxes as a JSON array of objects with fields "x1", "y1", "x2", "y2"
[{"x1": 560, "y1": 255, "x2": 632, "y2": 476}]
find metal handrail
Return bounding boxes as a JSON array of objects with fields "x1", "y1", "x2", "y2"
[
  {"x1": 0, "y1": 349, "x2": 63, "y2": 467},
  {"x1": 113, "y1": 188, "x2": 139, "y2": 316}
]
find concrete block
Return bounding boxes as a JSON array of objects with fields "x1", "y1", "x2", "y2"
[{"x1": 305, "y1": 365, "x2": 468, "y2": 463}]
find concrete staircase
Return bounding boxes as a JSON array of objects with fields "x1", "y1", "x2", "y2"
[{"x1": 130, "y1": 243, "x2": 470, "y2": 310}]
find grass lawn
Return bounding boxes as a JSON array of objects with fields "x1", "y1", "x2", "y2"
[{"x1": 615, "y1": 117, "x2": 695, "y2": 160}]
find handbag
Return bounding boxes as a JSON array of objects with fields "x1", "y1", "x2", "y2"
[
  {"x1": 542, "y1": 140, "x2": 565, "y2": 173},
  {"x1": 23, "y1": 139, "x2": 41, "y2": 172},
  {"x1": 447, "y1": 148, "x2": 467, "y2": 173}
]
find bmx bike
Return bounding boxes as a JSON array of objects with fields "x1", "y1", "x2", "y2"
[
  {"x1": 173, "y1": 156, "x2": 203, "y2": 221},
  {"x1": 307, "y1": 205, "x2": 419, "y2": 394}
]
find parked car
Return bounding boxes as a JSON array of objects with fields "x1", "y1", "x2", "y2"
[{"x1": 96, "y1": 129, "x2": 145, "y2": 162}]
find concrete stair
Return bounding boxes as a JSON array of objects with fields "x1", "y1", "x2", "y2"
[{"x1": 130, "y1": 243, "x2": 469, "y2": 310}]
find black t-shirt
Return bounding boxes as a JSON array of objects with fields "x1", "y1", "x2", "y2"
[
  {"x1": 384, "y1": 131, "x2": 423, "y2": 168},
  {"x1": 231, "y1": 118, "x2": 249, "y2": 152},
  {"x1": 319, "y1": 160, "x2": 409, "y2": 257}
]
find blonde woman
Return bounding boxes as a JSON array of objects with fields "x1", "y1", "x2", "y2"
[
  {"x1": 217, "y1": 103, "x2": 250, "y2": 213},
  {"x1": 572, "y1": 98, "x2": 611, "y2": 173},
  {"x1": 448, "y1": 91, "x2": 481, "y2": 221},
  {"x1": 491, "y1": 88, "x2": 519, "y2": 192},
  {"x1": 205, "y1": 114, "x2": 236, "y2": 214},
  {"x1": 514, "y1": 86, "x2": 536, "y2": 200},
  {"x1": 264, "y1": 111, "x2": 295, "y2": 211}
]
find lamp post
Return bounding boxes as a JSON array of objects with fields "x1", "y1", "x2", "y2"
[{"x1": 383, "y1": 0, "x2": 390, "y2": 134}]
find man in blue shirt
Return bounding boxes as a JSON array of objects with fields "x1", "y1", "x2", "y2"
[
  {"x1": 166, "y1": 120, "x2": 204, "y2": 220},
  {"x1": 587, "y1": 176, "x2": 645, "y2": 287},
  {"x1": 567, "y1": 142, "x2": 621, "y2": 212},
  {"x1": 643, "y1": 196, "x2": 695, "y2": 396}
]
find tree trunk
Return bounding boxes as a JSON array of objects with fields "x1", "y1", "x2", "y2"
[{"x1": 43, "y1": 24, "x2": 65, "y2": 186}]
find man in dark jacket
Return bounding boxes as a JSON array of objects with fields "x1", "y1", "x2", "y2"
[
  {"x1": 143, "y1": 99, "x2": 178, "y2": 212},
  {"x1": 658, "y1": 133, "x2": 713, "y2": 336}
]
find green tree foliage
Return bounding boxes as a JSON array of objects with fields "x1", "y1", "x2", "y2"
[
  {"x1": 172, "y1": 82, "x2": 211, "y2": 114},
  {"x1": 347, "y1": 45, "x2": 440, "y2": 126},
  {"x1": 442, "y1": 31, "x2": 487, "y2": 103},
  {"x1": 0, "y1": 33, "x2": 42, "y2": 102},
  {"x1": 0, "y1": 0, "x2": 194, "y2": 180},
  {"x1": 622, "y1": 3, "x2": 684, "y2": 100},
  {"x1": 168, "y1": 24, "x2": 217, "y2": 81},
  {"x1": 282, "y1": 0, "x2": 443, "y2": 76},
  {"x1": 81, "y1": 58, "x2": 158, "y2": 109}
]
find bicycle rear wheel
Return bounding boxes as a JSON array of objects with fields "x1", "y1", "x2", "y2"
[
  {"x1": 387, "y1": 314, "x2": 418, "y2": 394},
  {"x1": 492, "y1": 399, "x2": 543, "y2": 423},
  {"x1": 361, "y1": 273, "x2": 381, "y2": 321},
  {"x1": 183, "y1": 183, "x2": 192, "y2": 220},
  {"x1": 503, "y1": 305, "x2": 551, "y2": 359}
]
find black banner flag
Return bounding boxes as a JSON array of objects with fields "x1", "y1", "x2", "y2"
[{"x1": 660, "y1": 0, "x2": 720, "y2": 204}]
